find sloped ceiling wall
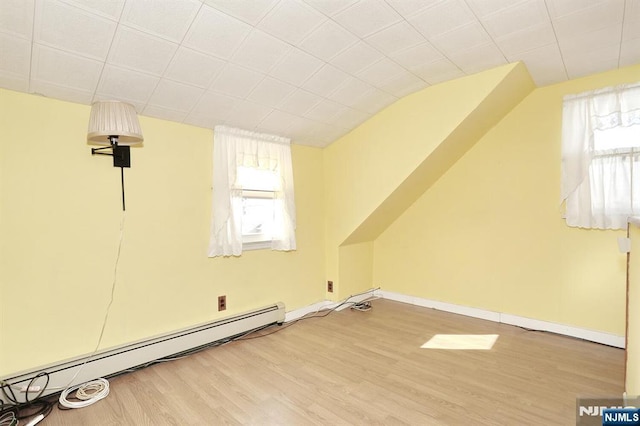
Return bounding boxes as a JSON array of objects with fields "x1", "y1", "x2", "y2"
[{"x1": 323, "y1": 62, "x2": 535, "y2": 296}]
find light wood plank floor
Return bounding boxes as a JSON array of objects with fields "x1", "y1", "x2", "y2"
[{"x1": 43, "y1": 299, "x2": 623, "y2": 425}]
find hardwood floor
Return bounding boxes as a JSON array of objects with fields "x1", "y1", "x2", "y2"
[{"x1": 43, "y1": 299, "x2": 623, "y2": 425}]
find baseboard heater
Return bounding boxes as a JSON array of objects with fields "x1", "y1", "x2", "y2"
[{"x1": 1, "y1": 302, "x2": 285, "y2": 405}]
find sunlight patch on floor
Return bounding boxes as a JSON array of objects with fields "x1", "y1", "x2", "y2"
[{"x1": 421, "y1": 334, "x2": 499, "y2": 350}]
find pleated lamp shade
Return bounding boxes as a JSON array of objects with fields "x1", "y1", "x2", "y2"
[{"x1": 87, "y1": 100, "x2": 144, "y2": 146}]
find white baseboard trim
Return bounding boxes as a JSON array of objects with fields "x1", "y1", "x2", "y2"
[
  {"x1": 285, "y1": 301, "x2": 333, "y2": 322},
  {"x1": 378, "y1": 290, "x2": 625, "y2": 349}
]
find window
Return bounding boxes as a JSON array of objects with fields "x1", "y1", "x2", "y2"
[
  {"x1": 561, "y1": 82, "x2": 640, "y2": 229},
  {"x1": 208, "y1": 126, "x2": 296, "y2": 257},
  {"x1": 238, "y1": 167, "x2": 277, "y2": 248},
  {"x1": 589, "y1": 126, "x2": 640, "y2": 219}
]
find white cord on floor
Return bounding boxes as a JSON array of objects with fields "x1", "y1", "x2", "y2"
[{"x1": 58, "y1": 378, "x2": 110, "y2": 409}]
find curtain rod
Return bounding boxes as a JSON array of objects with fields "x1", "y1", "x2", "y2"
[{"x1": 564, "y1": 81, "x2": 640, "y2": 102}]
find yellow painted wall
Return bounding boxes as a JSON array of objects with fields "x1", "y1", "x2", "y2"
[
  {"x1": 628, "y1": 225, "x2": 640, "y2": 394},
  {"x1": 374, "y1": 64, "x2": 640, "y2": 335},
  {"x1": 0, "y1": 89, "x2": 325, "y2": 375},
  {"x1": 338, "y1": 242, "x2": 374, "y2": 298},
  {"x1": 323, "y1": 62, "x2": 533, "y2": 298}
]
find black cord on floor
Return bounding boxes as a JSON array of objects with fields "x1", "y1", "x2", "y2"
[{"x1": 0, "y1": 372, "x2": 54, "y2": 422}]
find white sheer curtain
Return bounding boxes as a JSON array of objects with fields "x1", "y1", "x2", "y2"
[
  {"x1": 561, "y1": 82, "x2": 640, "y2": 229},
  {"x1": 208, "y1": 126, "x2": 296, "y2": 257}
]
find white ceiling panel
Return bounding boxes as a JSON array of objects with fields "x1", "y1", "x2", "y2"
[
  {"x1": 183, "y1": 5, "x2": 251, "y2": 59},
  {"x1": 0, "y1": 73, "x2": 28, "y2": 92},
  {"x1": 278, "y1": 88, "x2": 323, "y2": 115},
  {"x1": 558, "y1": 24, "x2": 623, "y2": 58},
  {"x1": 408, "y1": 0, "x2": 476, "y2": 39},
  {"x1": 32, "y1": 44, "x2": 103, "y2": 92},
  {"x1": 545, "y1": 0, "x2": 611, "y2": 19},
  {"x1": 302, "y1": 0, "x2": 358, "y2": 17},
  {"x1": 332, "y1": 107, "x2": 369, "y2": 129},
  {"x1": 143, "y1": 105, "x2": 189, "y2": 123},
  {"x1": 430, "y1": 22, "x2": 492, "y2": 55},
  {"x1": 0, "y1": 33, "x2": 31, "y2": 76},
  {"x1": 480, "y1": 0, "x2": 549, "y2": 38},
  {"x1": 552, "y1": 1, "x2": 624, "y2": 39},
  {"x1": 365, "y1": 21, "x2": 425, "y2": 56},
  {"x1": 96, "y1": 65, "x2": 160, "y2": 105},
  {"x1": 203, "y1": 0, "x2": 278, "y2": 26},
  {"x1": 302, "y1": 64, "x2": 349, "y2": 96},
  {"x1": 563, "y1": 43, "x2": 620, "y2": 79},
  {"x1": 0, "y1": 0, "x2": 35, "y2": 39},
  {"x1": 622, "y1": 15, "x2": 640, "y2": 41},
  {"x1": 230, "y1": 30, "x2": 291, "y2": 73},
  {"x1": 147, "y1": 79, "x2": 204, "y2": 112},
  {"x1": 164, "y1": 47, "x2": 226, "y2": 88},
  {"x1": 108, "y1": 26, "x2": 178, "y2": 76},
  {"x1": 357, "y1": 58, "x2": 406, "y2": 88},
  {"x1": 465, "y1": 0, "x2": 524, "y2": 18},
  {"x1": 256, "y1": 109, "x2": 300, "y2": 135},
  {"x1": 304, "y1": 98, "x2": 345, "y2": 123},
  {"x1": 225, "y1": 100, "x2": 273, "y2": 129},
  {"x1": 330, "y1": 41, "x2": 385, "y2": 74},
  {"x1": 209, "y1": 64, "x2": 264, "y2": 98},
  {"x1": 447, "y1": 43, "x2": 508, "y2": 74},
  {"x1": 59, "y1": 0, "x2": 125, "y2": 20},
  {"x1": 190, "y1": 91, "x2": 239, "y2": 121},
  {"x1": 1, "y1": 0, "x2": 638, "y2": 148},
  {"x1": 379, "y1": 71, "x2": 429, "y2": 97},
  {"x1": 34, "y1": 0, "x2": 116, "y2": 60},
  {"x1": 299, "y1": 18, "x2": 358, "y2": 60},
  {"x1": 627, "y1": 0, "x2": 640, "y2": 19},
  {"x1": 620, "y1": 37, "x2": 640, "y2": 67},
  {"x1": 384, "y1": 0, "x2": 442, "y2": 19},
  {"x1": 246, "y1": 77, "x2": 297, "y2": 108},
  {"x1": 355, "y1": 88, "x2": 397, "y2": 114},
  {"x1": 183, "y1": 112, "x2": 223, "y2": 129},
  {"x1": 31, "y1": 80, "x2": 94, "y2": 104},
  {"x1": 311, "y1": 123, "x2": 350, "y2": 145},
  {"x1": 286, "y1": 115, "x2": 322, "y2": 138},
  {"x1": 120, "y1": 0, "x2": 201, "y2": 43},
  {"x1": 390, "y1": 41, "x2": 444, "y2": 70},
  {"x1": 412, "y1": 58, "x2": 465, "y2": 85},
  {"x1": 268, "y1": 48, "x2": 324, "y2": 86},
  {"x1": 328, "y1": 77, "x2": 375, "y2": 107},
  {"x1": 258, "y1": 0, "x2": 326, "y2": 45},
  {"x1": 333, "y1": 0, "x2": 402, "y2": 38},
  {"x1": 494, "y1": 22, "x2": 557, "y2": 57}
]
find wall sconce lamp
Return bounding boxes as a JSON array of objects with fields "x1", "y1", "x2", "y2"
[{"x1": 87, "y1": 101, "x2": 143, "y2": 211}]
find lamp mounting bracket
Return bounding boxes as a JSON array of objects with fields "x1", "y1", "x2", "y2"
[{"x1": 91, "y1": 141, "x2": 131, "y2": 168}]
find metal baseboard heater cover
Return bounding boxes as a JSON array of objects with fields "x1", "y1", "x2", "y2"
[{"x1": 1, "y1": 303, "x2": 285, "y2": 405}]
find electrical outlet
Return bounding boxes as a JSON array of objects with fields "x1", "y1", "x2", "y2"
[
  {"x1": 218, "y1": 295, "x2": 226, "y2": 311},
  {"x1": 327, "y1": 281, "x2": 333, "y2": 293}
]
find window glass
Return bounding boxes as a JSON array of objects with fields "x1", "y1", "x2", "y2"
[
  {"x1": 593, "y1": 125, "x2": 640, "y2": 152},
  {"x1": 241, "y1": 192, "x2": 275, "y2": 243},
  {"x1": 237, "y1": 166, "x2": 278, "y2": 191}
]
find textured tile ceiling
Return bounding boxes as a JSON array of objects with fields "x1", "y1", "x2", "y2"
[{"x1": 1, "y1": 0, "x2": 638, "y2": 148}]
